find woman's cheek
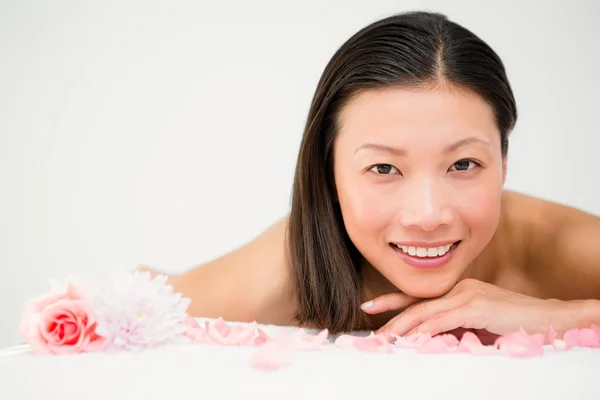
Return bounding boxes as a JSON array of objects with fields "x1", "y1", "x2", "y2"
[
  {"x1": 340, "y1": 183, "x2": 395, "y2": 235},
  {"x1": 456, "y1": 180, "x2": 503, "y2": 236}
]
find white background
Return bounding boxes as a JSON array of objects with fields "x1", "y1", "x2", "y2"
[{"x1": 1, "y1": 0, "x2": 599, "y2": 348}]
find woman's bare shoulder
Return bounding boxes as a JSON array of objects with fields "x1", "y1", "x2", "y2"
[
  {"x1": 498, "y1": 190, "x2": 600, "y2": 298},
  {"x1": 501, "y1": 190, "x2": 597, "y2": 232},
  {"x1": 162, "y1": 215, "x2": 298, "y2": 326}
]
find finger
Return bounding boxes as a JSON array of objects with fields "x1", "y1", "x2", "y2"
[
  {"x1": 360, "y1": 292, "x2": 419, "y2": 314},
  {"x1": 405, "y1": 306, "x2": 471, "y2": 337},
  {"x1": 376, "y1": 295, "x2": 464, "y2": 338}
]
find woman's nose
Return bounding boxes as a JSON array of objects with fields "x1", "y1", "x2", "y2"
[{"x1": 398, "y1": 179, "x2": 454, "y2": 232}]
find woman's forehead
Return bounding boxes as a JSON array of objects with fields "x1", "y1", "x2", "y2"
[{"x1": 336, "y1": 86, "x2": 500, "y2": 148}]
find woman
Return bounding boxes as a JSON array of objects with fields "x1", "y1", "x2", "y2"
[{"x1": 156, "y1": 11, "x2": 600, "y2": 341}]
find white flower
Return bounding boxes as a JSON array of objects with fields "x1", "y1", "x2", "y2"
[{"x1": 93, "y1": 270, "x2": 191, "y2": 351}]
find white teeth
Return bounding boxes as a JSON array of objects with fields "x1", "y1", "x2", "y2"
[{"x1": 394, "y1": 243, "x2": 455, "y2": 258}]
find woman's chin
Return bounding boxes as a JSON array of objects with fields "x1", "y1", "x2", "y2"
[{"x1": 393, "y1": 277, "x2": 458, "y2": 299}]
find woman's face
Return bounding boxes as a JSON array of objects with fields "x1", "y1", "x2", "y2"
[{"x1": 333, "y1": 85, "x2": 506, "y2": 298}]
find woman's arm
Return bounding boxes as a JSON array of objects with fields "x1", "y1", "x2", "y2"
[{"x1": 143, "y1": 216, "x2": 297, "y2": 326}]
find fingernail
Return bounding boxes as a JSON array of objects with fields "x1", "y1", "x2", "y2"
[{"x1": 360, "y1": 300, "x2": 373, "y2": 310}]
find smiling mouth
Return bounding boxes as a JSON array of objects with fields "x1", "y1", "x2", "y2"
[{"x1": 389, "y1": 241, "x2": 461, "y2": 258}]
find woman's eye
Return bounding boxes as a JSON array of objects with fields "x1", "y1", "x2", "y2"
[
  {"x1": 370, "y1": 164, "x2": 400, "y2": 175},
  {"x1": 449, "y1": 159, "x2": 480, "y2": 172}
]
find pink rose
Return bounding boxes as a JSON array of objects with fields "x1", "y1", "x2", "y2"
[{"x1": 18, "y1": 283, "x2": 105, "y2": 355}]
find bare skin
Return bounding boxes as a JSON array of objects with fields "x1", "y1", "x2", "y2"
[{"x1": 154, "y1": 190, "x2": 600, "y2": 331}]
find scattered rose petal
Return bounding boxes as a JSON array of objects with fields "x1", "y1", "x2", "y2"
[
  {"x1": 353, "y1": 333, "x2": 394, "y2": 354},
  {"x1": 563, "y1": 327, "x2": 600, "y2": 349},
  {"x1": 247, "y1": 328, "x2": 270, "y2": 346},
  {"x1": 185, "y1": 327, "x2": 210, "y2": 342},
  {"x1": 494, "y1": 328, "x2": 544, "y2": 358},
  {"x1": 209, "y1": 322, "x2": 257, "y2": 345},
  {"x1": 416, "y1": 336, "x2": 454, "y2": 354},
  {"x1": 531, "y1": 332, "x2": 545, "y2": 346},
  {"x1": 334, "y1": 333, "x2": 393, "y2": 353},
  {"x1": 576, "y1": 328, "x2": 600, "y2": 348},
  {"x1": 435, "y1": 333, "x2": 459, "y2": 347},
  {"x1": 250, "y1": 337, "x2": 295, "y2": 370},
  {"x1": 334, "y1": 334, "x2": 359, "y2": 349},
  {"x1": 455, "y1": 332, "x2": 496, "y2": 355},
  {"x1": 289, "y1": 329, "x2": 329, "y2": 350},
  {"x1": 456, "y1": 331, "x2": 481, "y2": 352},
  {"x1": 180, "y1": 316, "x2": 200, "y2": 329},
  {"x1": 394, "y1": 332, "x2": 432, "y2": 348},
  {"x1": 250, "y1": 329, "x2": 328, "y2": 370},
  {"x1": 563, "y1": 329, "x2": 580, "y2": 350},
  {"x1": 184, "y1": 318, "x2": 271, "y2": 346}
]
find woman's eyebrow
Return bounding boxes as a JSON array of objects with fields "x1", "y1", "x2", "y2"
[
  {"x1": 444, "y1": 137, "x2": 492, "y2": 153},
  {"x1": 354, "y1": 137, "x2": 492, "y2": 155},
  {"x1": 354, "y1": 143, "x2": 407, "y2": 156}
]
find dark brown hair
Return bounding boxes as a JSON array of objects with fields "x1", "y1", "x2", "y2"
[{"x1": 288, "y1": 11, "x2": 517, "y2": 333}]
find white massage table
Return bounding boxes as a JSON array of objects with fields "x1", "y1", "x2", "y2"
[{"x1": 1, "y1": 319, "x2": 599, "y2": 399}]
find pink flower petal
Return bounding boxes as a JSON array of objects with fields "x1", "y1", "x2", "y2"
[
  {"x1": 185, "y1": 327, "x2": 210, "y2": 343},
  {"x1": 559, "y1": 326, "x2": 600, "y2": 350},
  {"x1": 205, "y1": 319, "x2": 238, "y2": 345},
  {"x1": 180, "y1": 316, "x2": 200, "y2": 329},
  {"x1": 62, "y1": 321, "x2": 80, "y2": 344},
  {"x1": 289, "y1": 329, "x2": 329, "y2": 350},
  {"x1": 563, "y1": 328, "x2": 600, "y2": 349},
  {"x1": 531, "y1": 332, "x2": 545, "y2": 347},
  {"x1": 435, "y1": 333, "x2": 459, "y2": 347},
  {"x1": 188, "y1": 318, "x2": 271, "y2": 346},
  {"x1": 64, "y1": 283, "x2": 88, "y2": 302},
  {"x1": 494, "y1": 329, "x2": 544, "y2": 358},
  {"x1": 334, "y1": 334, "x2": 359, "y2": 349},
  {"x1": 563, "y1": 329, "x2": 580, "y2": 350},
  {"x1": 455, "y1": 332, "x2": 497, "y2": 355},
  {"x1": 250, "y1": 336, "x2": 295, "y2": 370},
  {"x1": 209, "y1": 317, "x2": 232, "y2": 337},
  {"x1": 577, "y1": 328, "x2": 600, "y2": 348},
  {"x1": 394, "y1": 332, "x2": 432, "y2": 348},
  {"x1": 456, "y1": 331, "x2": 481, "y2": 352},
  {"x1": 83, "y1": 336, "x2": 107, "y2": 352},
  {"x1": 353, "y1": 334, "x2": 394, "y2": 354},
  {"x1": 416, "y1": 336, "x2": 454, "y2": 354},
  {"x1": 247, "y1": 328, "x2": 271, "y2": 346},
  {"x1": 220, "y1": 323, "x2": 259, "y2": 345}
]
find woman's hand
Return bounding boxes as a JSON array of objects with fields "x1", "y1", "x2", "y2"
[{"x1": 362, "y1": 278, "x2": 569, "y2": 340}]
